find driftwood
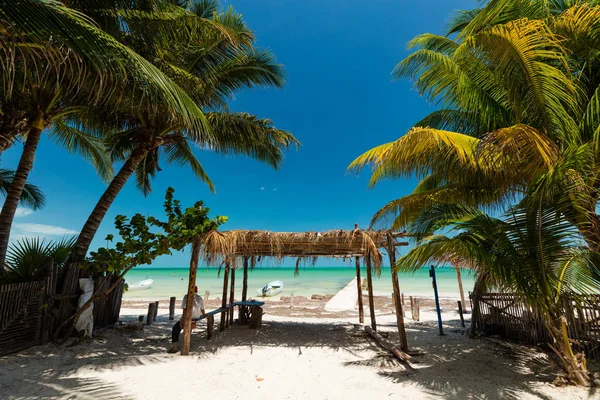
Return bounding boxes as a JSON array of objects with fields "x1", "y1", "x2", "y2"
[{"x1": 364, "y1": 326, "x2": 418, "y2": 372}]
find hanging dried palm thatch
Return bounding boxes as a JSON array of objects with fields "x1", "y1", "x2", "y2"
[{"x1": 201, "y1": 228, "x2": 393, "y2": 274}]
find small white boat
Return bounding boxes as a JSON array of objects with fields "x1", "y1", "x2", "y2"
[
  {"x1": 128, "y1": 279, "x2": 154, "y2": 291},
  {"x1": 257, "y1": 280, "x2": 283, "y2": 297}
]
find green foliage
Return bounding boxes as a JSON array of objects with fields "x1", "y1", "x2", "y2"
[
  {"x1": 0, "y1": 236, "x2": 76, "y2": 283},
  {"x1": 87, "y1": 187, "x2": 226, "y2": 275}
]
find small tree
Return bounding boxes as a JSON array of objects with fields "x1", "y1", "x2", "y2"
[
  {"x1": 55, "y1": 187, "x2": 226, "y2": 343},
  {"x1": 150, "y1": 187, "x2": 227, "y2": 355}
]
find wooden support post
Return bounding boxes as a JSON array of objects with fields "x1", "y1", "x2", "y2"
[
  {"x1": 402, "y1": 293, "x2": 405, "y2": 306},
  {"x1": 355, "y1": 256, "x2": 364, "y2": 324},
  {"x1": 147, "y1": 303, "x2": 156, "y2": 325},
  {"x1": 169, "y1": 297, "x2": 176, "y2": 320},
  {"x1": 458, "y1": 301, "x2": 465, "y2": 328},
  {"x1": 153, "y1": 301, "x2": 159, "y2": 321},
  {"x1": 456, "y1": 267, "x2": 467, "y2": 312},
  {"x1": 229, "y1": 266, "x2": 235, "y2": 325},
  {"x1": 412, "y1": 298, "x2": 420, "y2": 321},
  {"x1": 138, "y1": 315, "x2": 144, "y2": 322},
  {"x1": 220, "y1": 260, "x2": 230, "y2": 332},
  {"x1": 240, "y1": 257, "x2": 250, "y2": 324},
  {"x1": 181, "y1": 237, "x2": 201, "y2": 355},
  {"x1": 365, "y1": 253, "x2": 377, "y2": 331},
  {"x1": 387, "y1": 234, "x2": 408, "y2": 352},
  {"x1": 206, "y1": 315, "x2": 214, "y2": 340}
]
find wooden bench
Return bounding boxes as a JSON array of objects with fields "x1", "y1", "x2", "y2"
[{"x1": 193, "y1": 301, "x2": 265, "y2": 339}]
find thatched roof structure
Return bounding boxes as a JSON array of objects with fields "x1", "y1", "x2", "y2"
[{"x1": 201, "y1": 229, "x2": 407, "y2": 273}]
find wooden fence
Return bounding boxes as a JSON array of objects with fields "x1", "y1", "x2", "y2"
[
  {"x1": 0, "y1": 270, "x2": 124, "y2": 357},
  {"x1": 470, "y1": 292, "x2": 600, "y2": 359},
  {"x1": 0, "y1": 281, "x2": 46, "y2": 356}
]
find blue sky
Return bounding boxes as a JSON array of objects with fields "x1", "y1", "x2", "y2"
[{"x1": 2, "y1": 0, "x2": 475, "y2": 266}]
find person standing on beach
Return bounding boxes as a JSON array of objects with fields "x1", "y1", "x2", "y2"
[{"x1": 168, "y1": 286, "x2": 207, "y2": 353}]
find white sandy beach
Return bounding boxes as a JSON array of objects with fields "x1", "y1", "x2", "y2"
[{"x1": 1, "y1": 295, "x2": 598, "y2": 400}]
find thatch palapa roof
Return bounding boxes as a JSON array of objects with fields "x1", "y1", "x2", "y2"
[{"x1": 201, "y1": 229, "x2": 406, "y2": 273}]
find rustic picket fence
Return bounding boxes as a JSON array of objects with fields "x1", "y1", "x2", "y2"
[
  {"x1": 0, "y1": 265, "x2": 124, "y2": 356},
  {"x1": 470, "y1": 292, "x2": 600, "y2": 359}
]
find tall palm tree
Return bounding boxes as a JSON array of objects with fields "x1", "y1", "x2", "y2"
[
  {"x1": 65, "y1": 1, "x2": 297, "y2": 265},
  {"x1": 349, "y1": 3, "x2": 600, "y2": 249},
  {"x1": 0, "y1": 0, "x2": 208, "y2": 264},
  {"x1": 397, "y1": 203, "x2": 600, "y2": 385}
]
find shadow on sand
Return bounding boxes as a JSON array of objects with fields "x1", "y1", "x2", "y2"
[{"x1": 0, "y1": 314, "x2": 585, "y2": 399}]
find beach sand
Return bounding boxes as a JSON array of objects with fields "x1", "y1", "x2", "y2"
[{"x1": 0, "y1": 295, "x2": 598, "y2": 399}]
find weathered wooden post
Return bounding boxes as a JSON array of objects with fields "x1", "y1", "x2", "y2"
[
  {"x1": 402, "y1": 293, "x2": 405, "y2": 306},
  {"x1": 153, "y1": 301, "x2": 159, "y2": 321},
  {"x1": 220, "y1": 259, "x2": 230, "y2": 332},
  {"x1": 181, "y1": 236, "x2": 202, "y2": 355},
  {"x1": 458, "y1": 300, "x2": 465, "y2": 328},
  {"x1": 240, "y1": 257, "x2": 249, "y2": 324},
  {"x1": 355, "y1": 256, "x2": 364, "y2": 324},
  {"x1": 229, "y1": 265, "x2": 235, "y2": 325},
  {"x1": 169, "y1": 297, "x2": 176, "y2": 320},
  {"x1": 206, "y1": 315, "x2": 214, "y2": 339},
  {"x1": 365, "y1": 252, "x2": 377, "y2": 331},
  {"x1": 138, "y1": 315, "x2": 144, "y2": 322},
  {"x1": 147, "y1": 303, "x2": 156, "y2": 325},
  {"x1": 456, "y1": 267, "x2": 467, "y2": 312},
  {"x1": 412, "y1": 298, "x2": 420, "y2": 321},
  {"x1": 387, "y1": 233, "x2": 408, "y2": 351}
]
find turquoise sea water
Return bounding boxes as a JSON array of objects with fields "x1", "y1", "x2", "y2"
[{"x1": 123, "y1": 266, "x2": 475, "y2": 300}]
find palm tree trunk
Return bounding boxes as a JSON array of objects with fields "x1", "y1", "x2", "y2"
[
  {"x1": 0, "y1": 118, "x2": 44, "y2": 265},
  {"x1": 60, "y1": 148, "x2": 148, "y2": 295}
]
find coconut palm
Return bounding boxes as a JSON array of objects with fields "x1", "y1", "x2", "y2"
[
  {"x1": 0, "y1": 236, "x2": 76, "y2": 283},
  {"x1": 0, "y1": 0, "x2": 209, "y2": 264},
  {"x1": 348, "y1": 3, "x2": 600, "y2": 250},
  {"x1": 397, "y1": 203, "x2": 600, "y2": 385},
  {"x1": 65, "y1": 1, "x2": 297, "y2": 264},
  {"x1": 0, "y1": 169, "x2": 45, "y2": 210}
]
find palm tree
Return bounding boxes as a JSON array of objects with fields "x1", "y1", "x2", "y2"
[
  {"x1": 396, "y1": 203, "x2": 600, "y2": 385},
  {"x1": 0, "y1": 169, "x2": 45, "y2": 210},
  {"x1": 0, "y1": 0, "x2": 209, "y2": 264},
  {"x1": 0, "y1": 236, "x2": 76, "y2": 283},
  {"x1": 349, "y1": 3, "x2": 600, "y2": 250},
  {"x1": 65, "y1": 1, "x2": 297, "y2": 265}
]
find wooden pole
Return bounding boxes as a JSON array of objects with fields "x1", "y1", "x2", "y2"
[
  {"x1": 229, "y1": 265, "x2": 235, "y2": 326},
  {"x1": 181, "y1": 236, "x2": 201, "y2": 355},
  {"x1": 430, "y1": 266, "x2": 444, "y2": 335},
  {"x1": 402, "y1": 293, "x2": 405, "y2": 306},
  {"x1": 355, "y1": 256, "x2": 364, "y2": 324},
  {"x1": 153, "y1": 301, "x2": 159, "y2": 321},
  {"x1": 169, "y1": 297, "x2": 176, "y2": 320},
  {"x1": 242, "y1": 257, "x2": 249, "y2": 301},
  {"x1": 456, "y1": 267, "x2": 467, "y2": 312},
  {"x1": 365, "y1": 253, "x2": 376, "y2": 331},
  {"x1": 458, "y1": 300, "x2": 465, "y2": 328},
  {"x1": 146, "y1": 303, "x2": 155, "y2": 325},
  {"x1": 138, "y1": 315, "x2": 144, "y2": 322},
  {"x1": 412, "y1": 298, "x2": 420, "y2": 321},
  {"x1": 387, "y1": 234, "x2": 408, "y2": 351},
  {"x1": 240, "y1": 257, "x2": 249, "y2": 324},
  {"x1": 220, "y1": 260, "x2": 230, "y2": 332}
]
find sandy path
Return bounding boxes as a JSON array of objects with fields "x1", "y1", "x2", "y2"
[{"x1": 0, "y1": 304, "x2": 598, "y2": 399}]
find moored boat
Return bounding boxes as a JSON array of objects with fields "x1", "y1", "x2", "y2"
[
  {"x1": 256, "y1": 280, "x2": 283, "y2": 297},
  {"x1": 128, "y1": 279, "x2": 154, "y2": 291}
]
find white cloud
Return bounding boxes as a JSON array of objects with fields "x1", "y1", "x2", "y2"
[
  {"x1": 273, "y1": 188, "x2": 277, "y2": 191},
  {"x1": 14, "y1": 208, "x2": 33, "y2": 218},
  {"x1": 13, "y1": 223, "x2": 78, "y2": 236},
  {"x1": 260, "y1": 187, "x2": 265, "y2": 191}
]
